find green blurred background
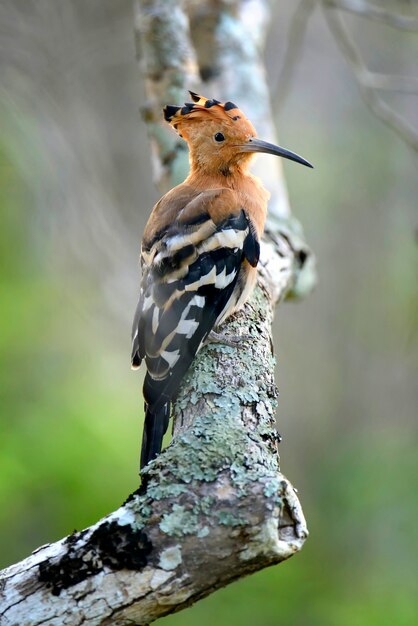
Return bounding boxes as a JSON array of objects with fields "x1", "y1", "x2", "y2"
[{"x1": 0, "y1": 1, "x2": 417, "y2": 625}]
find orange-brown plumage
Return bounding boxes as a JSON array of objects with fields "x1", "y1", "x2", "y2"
[{"x1": 132, "y1": 92, "x2": 312, "y2": 469}]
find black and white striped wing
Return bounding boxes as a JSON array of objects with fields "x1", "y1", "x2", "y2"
[{"x1": 131, "y1": 209, "x2": 259, "y2": 412}]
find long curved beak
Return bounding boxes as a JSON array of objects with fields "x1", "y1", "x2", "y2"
[{"x1": 241, "y1": 137, "x2": 313, "y2": 168}]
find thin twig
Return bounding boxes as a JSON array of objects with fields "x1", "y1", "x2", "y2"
[
  {"x1": 363, "y1": 73, "x2": 418, "y2": 94},
  {"x1": 324, "y1": 0, "x2": 418, "y2": 31},
  {"x1": 273, "y1": 0, "x2": 318, "y2": 112},
  {"x1": 323, "y1": 4, "x2": 418, "y2": 152}
]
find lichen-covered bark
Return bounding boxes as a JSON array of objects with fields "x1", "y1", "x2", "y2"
[
  {"x1": 0, "y1": 1, "x2": 315, "y2": 624},
  {"x1": 134, "y1": 0, "x2": 200, "y2": 191},
  {"x1": 0, "y1": 281, "x2": 307, "y2": 626}
]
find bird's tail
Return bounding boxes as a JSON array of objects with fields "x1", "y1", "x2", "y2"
[{"x1": 140, "y1": 402, "x2": 171, "y2": 470}]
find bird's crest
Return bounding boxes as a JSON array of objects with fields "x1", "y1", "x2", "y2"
[{"x1": 164, "y1": 91, "x2": 244, "y2": 128}]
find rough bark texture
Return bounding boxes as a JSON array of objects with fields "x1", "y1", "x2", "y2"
[
  {"x1": 0, "y1": 1, "x2": 315, "y2": 624},
  {"x1": 0, "y1": 272, "x2": 308, "y2": 626}
]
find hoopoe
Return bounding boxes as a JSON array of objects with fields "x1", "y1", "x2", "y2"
[{"x1": 132, "y1": 91, "x2": 312, "y2": 469}]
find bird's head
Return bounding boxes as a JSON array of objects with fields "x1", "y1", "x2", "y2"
[{"x1": 164, "y1": 91, "x2": 313, "y2": 176}]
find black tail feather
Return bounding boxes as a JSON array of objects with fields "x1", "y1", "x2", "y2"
[{"x1": 140, "y1": 402, "x2": 171, "y2": 470}]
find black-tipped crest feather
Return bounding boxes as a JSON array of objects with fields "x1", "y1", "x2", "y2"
[{"x1": 163, "y1": 105, "x2": 181, "y2": 121}]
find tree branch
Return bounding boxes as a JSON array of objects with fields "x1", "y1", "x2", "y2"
[
  {"x1": 323, "y1": 2, "x2": 418, "y2": 153},
  {"x1": 0, "y1": 1, "x2": 314, "y2": 624},
  {"x1": 324, "y1": 0, "x2": 418, "y2": 31},
  {"x1": 134, "y1": 0, "x2": 200, "y2": 191},
  {"x1": 0, "y1": 263, "x2": 308, "y2": 625},
  {"x1": 272, "y1": 0, "x2": 317, "y2": 113},
  {"x1": 360, "y1": 72, "x2": 418, "y2": 95}
]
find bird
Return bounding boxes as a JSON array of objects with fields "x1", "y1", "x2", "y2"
[{"x1": 132, "y1": 91, "x2": 312, "y2": 470}]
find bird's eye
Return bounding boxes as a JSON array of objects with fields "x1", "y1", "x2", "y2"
[{"x1": 214, "y1": 132, "x2": 225, "y2": 142}]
